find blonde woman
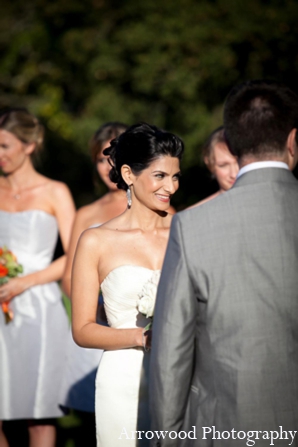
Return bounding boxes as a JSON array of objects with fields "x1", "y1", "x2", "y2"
[
  {"x1": 0, "y1": 108, "x2": 75, "y2": 447},
  {"x1": 191, "y1": 126, "x2": 239, "y2": 207}
]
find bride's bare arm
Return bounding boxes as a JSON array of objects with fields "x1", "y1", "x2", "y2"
[{"x1": 71, "y1": 229, "x2": 144, "y2": 350}]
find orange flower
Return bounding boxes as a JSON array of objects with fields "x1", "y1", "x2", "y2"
[
  {"x1": 0, "y1": 248, "x2": 3, "y2": 256},
  {"x1": 0, "y1": 265, "x2": 8, "y2": 277},
  {"x1": 2, "y1": 302, "x2": 9, "y2": 313},
  {"x1": 1, "y1": 302, "x2": 13, "y2": 324}
]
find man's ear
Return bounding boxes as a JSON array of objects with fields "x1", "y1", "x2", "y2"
[
  {"x1": 286, "y1": 128, "x2": 298, "y2": 171},
  {"x1": 121, "y1": 164, "x2": 134, "y2": 187}
]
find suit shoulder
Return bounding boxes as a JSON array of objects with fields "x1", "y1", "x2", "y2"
[{"x1": 178, "y1": 192, "x2": 227, "y2": 219}]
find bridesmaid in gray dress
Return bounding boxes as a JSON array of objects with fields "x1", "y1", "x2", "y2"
[{"x1": 0, "y1": 108, "x2": 75, "y2": 447}]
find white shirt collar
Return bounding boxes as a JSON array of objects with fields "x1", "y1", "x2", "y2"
[{"x1": 237, "y1": 161, "x2": 289, "y2": 179}]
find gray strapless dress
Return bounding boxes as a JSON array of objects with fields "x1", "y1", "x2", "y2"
[
  {"x1": 0, "y1": 210, "x2": 69, "y2": 419},
  {"x1": 59, "y1": 318, "x2": 104, "y2": 413}
]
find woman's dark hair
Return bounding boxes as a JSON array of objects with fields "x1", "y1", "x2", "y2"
[
  {"x1": 103, "y1": 122, "x2": 184, "y2": 191},
  {"x1": 90, "y1": 122, "x2": 128, "y2": 163},
  {"x1": 224, "y1": 80, "x2": 298, "y2": 158},
  {"x1": 0, "y1": 107, "x2": 44, "y2": 154}
]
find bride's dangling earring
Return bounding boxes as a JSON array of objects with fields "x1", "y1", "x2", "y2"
[{"x1": 126, "y1": 186, "x2": 132, "y2": 209}]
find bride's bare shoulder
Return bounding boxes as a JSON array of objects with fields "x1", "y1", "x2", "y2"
[
  {"x1": 97, "y1": 214, "x2": 126, "y2": 231},
  {"x1": 78, "y1": 216, "x2": 124, "y2": 246}
]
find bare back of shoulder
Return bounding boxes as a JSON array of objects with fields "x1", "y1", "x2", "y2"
[{"x1": 76, "y1": 195, "x2": 126, "y2": 230}]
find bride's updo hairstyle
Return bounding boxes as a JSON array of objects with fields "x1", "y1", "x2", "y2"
[
  {"x1": 103, "y1": 122, "x2": 184, "y2": 190},
  {"x1": 0, "y1": 108, "x2": 44, "y2": 156}
]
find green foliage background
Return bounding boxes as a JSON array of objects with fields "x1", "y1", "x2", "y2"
[
  {"x1": 1, "y1": 1, "x2": 298, "y2": 444},
  {"x1": 1, "y1": 0, "x2": 298, "y2": 207}
]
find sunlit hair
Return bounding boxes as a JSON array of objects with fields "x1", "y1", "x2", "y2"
[
  {"x1": 89, "y1": 122, "x2": 128, "y2": 163},
  {"x1": 202, "y1": 126, "x2": 226, "y2": 172},
  {"x1": 0, "y1": 108, "x2": 44, "y2": 155},
  {"x1": 224, "y1": 80, "x2": 298, "y2": 159},
  {"x1": 104, "y1": 122, "x2": 184, "y2": 191}
]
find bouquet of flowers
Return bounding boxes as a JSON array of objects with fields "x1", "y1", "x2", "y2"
[
  {"x1": 137, "y1": 270, "x2": 160, "y2": 331},
  {"x1": 0, "y1": 246, "x2": 23, "y2": 324}
]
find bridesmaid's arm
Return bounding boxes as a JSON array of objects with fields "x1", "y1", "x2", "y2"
[
  {"x1": 71, "y1": 229, "x2": 144, "y2": 350},
  {"x1": 61, "y1": 208, "x2": 88, "y2": 298},
  {"x1": 0, "y1": 257, "x2": 70, "y2": 303},
  {"x1": 52, "y1": 181, "x2": 76, "y2": 257},
  {"x1": 0, "y1": 182, "x2": 76, "y2": 302}
]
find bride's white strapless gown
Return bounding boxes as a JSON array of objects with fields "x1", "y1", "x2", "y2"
[{"x1": 95, "y1": 265, "x2": 160, "y2": 447}]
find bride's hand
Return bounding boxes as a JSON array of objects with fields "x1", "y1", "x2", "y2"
[
  {"x1": 135, "y1": 327, "x2": 151, "y2": 350},
  {"x1": 142, "y1": 329, "x2": 152, "y2": 351},
  {"x1": 0, "y1": 276, "x2": 32, "y2": 302}
]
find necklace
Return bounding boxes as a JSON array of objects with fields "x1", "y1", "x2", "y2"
[
  {"x1": 2, "y1": 178, "x2": 46, "y2": 200},
  {"x1": 11, "y1": 184, "x2": 40, "y2": 200}
]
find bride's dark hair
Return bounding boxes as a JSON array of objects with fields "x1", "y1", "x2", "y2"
[{"x1": 103, "y1": 122, "x2": 184, "y2": 191}]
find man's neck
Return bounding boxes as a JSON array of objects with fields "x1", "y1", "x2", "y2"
[
  {"x1": 239, "y1": 154, "x2": 288, "y2": 169},
  {"x1": 237, "y1": 160, "x2": 290, "y2": 179}
]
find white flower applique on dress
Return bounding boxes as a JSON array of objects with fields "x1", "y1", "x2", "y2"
[{"x1": 137, "y1": 270, "x2": 161, "y2": 321}]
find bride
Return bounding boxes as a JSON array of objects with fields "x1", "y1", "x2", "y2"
[{"x1": 71, "y1": 122, "x2": 184, "y2": 446}]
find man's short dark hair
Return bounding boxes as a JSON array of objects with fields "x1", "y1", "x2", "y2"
[{"x1": 224, "y1": 80, "x2": 298, "y2": 159}]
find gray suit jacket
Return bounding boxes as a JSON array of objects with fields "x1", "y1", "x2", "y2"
[{"x1": 150, "y1": 168, "x2": 298, "y2": 446}]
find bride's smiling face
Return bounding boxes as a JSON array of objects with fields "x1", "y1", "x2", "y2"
[{"x1": 129, "y1": 156, "x2": 181, "y2": 210}]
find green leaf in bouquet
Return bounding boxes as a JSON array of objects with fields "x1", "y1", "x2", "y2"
[
  {"x1": 144, "y1": 321, "x2": 152, "y2": 332},
  {"x1": 5, "y1": 260, "x2": 18, "y2": 269},
  {"x1": 0, "y1": 277, "x2": 9, "y2": 286},
  {"x1": 4, "y1": 253, "x2": 14, "y2": 262}
]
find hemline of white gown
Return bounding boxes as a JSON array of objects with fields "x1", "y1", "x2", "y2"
[{"x1": 95, "y1": 348, "x2": 150, "y2": 447}]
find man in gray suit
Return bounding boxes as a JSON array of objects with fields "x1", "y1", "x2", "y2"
[{"x1": 150, "y1": 80, "x2": 298, "y2": 446}]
